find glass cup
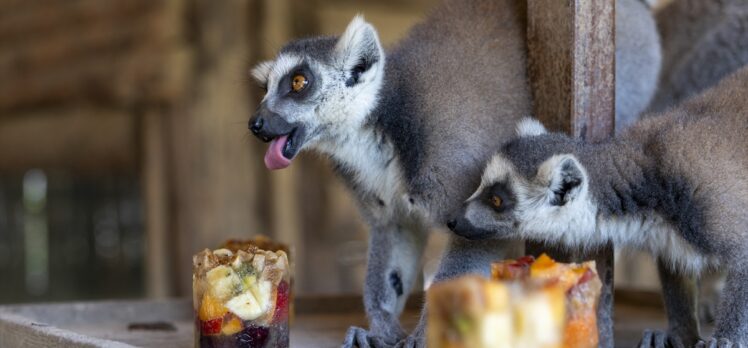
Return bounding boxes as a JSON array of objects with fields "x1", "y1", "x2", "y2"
[{"x1": 193, "y1": 245, "x2": 290, "y2": 348}]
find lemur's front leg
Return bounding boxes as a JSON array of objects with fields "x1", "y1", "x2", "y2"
[
  {"x1": 393, "y1": 236, "x2": 522, "y2": 348},
  {"x1": 698, "y1": 266, "x2": 748, "y2": 347},
  {"x1": 342, "y1": 223, "x2": 428, "y2": 348},
  {"x1": 638, "y1": 259, "x2": 700, "y2": 348}
]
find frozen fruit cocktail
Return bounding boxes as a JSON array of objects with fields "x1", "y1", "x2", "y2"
[{"x1": 193, "y1": 245, "x2": 290, "y2": 348}]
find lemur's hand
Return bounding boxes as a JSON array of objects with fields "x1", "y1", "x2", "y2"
[
  {"x1": 637, "y1": 329, "x2": 686, "y2": 348},
  {"x1": 341, "y1": 322, "x2": 406, "y2": 348},
  {"x1": 696, "y1": 337, "x2": 741, "y2": 348}
]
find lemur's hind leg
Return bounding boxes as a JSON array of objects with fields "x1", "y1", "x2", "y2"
[
  {"x1": 392, "y1": 236, "x2": 523, "y2": 348},
  {"x1": 701, "y1": 265, "x2": 748, "y2": 347},
  {"x1": 342, "y1": 223, "x2": 428, "y2": 348},
  {"x1": 638, "y1": 259, "x2": 700, "y2": 348}
]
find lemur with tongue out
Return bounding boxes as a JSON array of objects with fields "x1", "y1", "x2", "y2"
[{"x1": 248, "y1": 0, "x2": 661, "y2": 346}]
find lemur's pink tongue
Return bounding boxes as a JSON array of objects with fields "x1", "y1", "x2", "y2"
[{"x1": 264, "y1": 135, "x2": 291, "y2": 170}]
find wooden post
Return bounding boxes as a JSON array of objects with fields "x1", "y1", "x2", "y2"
[
  {"x1": 527, "y1": 0, "x2": 616, "y2": 346},
  {"x1": 142, "y1": 109, "x2": 173, "y2": 298}
]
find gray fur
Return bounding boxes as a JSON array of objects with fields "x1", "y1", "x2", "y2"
[
  {"x1": 456, "y1": 67, "x2": 748, "y2": 346},
  {"x1": 648, "y1": 0, "x2": 748, "y2": 113},
  {"x1": 250, "y1": 0, "x2": 661, "y2": 346},
  {"x1": 647, "y1": 0, "x2": 748, "y2": 338}
]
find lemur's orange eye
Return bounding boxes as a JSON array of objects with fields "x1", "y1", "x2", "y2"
[
  {"x1": 291, "y1": 74, "x2": 308, "y2": 92},
  {"x1": 491, "y1": 195, "x2": 502, "y2": 208}
]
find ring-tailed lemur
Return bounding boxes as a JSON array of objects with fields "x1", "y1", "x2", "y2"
[
  {"x1": 248, "y1": 0, "x2": 660, "y2": 346},
  {"x1": 449, "y1": 66, "x2": 748, "y2": 348},
  {"x1": 648, "y1": 0, "x2": 748, "y2": 113}
]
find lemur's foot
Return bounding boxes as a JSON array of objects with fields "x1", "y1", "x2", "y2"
[
  {"x1": 341, "y1": 326, "x2": 404, "y2": 348},
  {"x1": 393, "y1": 335, "x2": 424, "y2": 348},
  {"x1": 696, "y1": 338, "x2": 741, "y2": 348},
  {"x1": 637, "y1": 329, "x2": 686, "y2": 348}
]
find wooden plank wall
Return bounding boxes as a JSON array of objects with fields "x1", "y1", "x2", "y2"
[{"x1": 527, "y1": 0, "x2": 616, "y2": 347}]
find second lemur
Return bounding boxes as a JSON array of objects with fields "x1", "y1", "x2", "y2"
[{"x1": 450, "y1": 66, "x2": 748, "y2": 347}]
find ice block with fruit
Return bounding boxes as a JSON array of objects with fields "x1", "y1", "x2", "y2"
[
  {"x1": 193, "y1": 242, "x2": 290, "y2": 348},
  {"x1": 427, "y1": 275, "x2": 566, "y2": 348},
  {"x1": 492, "y1": 254, "x2": 602, "y2": 348},
  {"x1": 427, "y1": 254, "x2": 602, "y2": 348}
]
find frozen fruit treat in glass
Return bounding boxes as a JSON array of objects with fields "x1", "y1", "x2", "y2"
[
  {"x1": 427, "y1": 275, "x2": 566, "y2": 348},
  {"x1": 427, "y1": 254, "x2": 602, "y2": 348},
  {"x1": 193, "y1": 243, "x2": 290, "y2": 348},
  {"x1": 492, "y1": 253, "x2": 603, "y2": 348}
]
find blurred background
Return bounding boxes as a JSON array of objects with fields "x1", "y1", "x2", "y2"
[{"x1": 0, "y1": 0, "x2": 672, "y2": 304}]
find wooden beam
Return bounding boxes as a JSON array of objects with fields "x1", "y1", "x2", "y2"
[
  {"x1": 528, "y1": 0, "x2": 616, "y2": 140},
  {"x1": 0, "y1": 0, "x2": 181, "y2": 113},
  {"x1": 527, "y1": 0, "x2": 616, "y2": 346},
  {"x1": 142, "y1": 109, "x2": 173, "y2": 298},
  {"x1": 0, "y1": 108, "x2": 136, "y2": 173}
]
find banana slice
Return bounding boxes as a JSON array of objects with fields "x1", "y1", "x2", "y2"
[
  {"x1": 206, "y1": 265, "x2": 241, "y2": 301},
  {"x1": 225, "y1": 291, "x2": 264, "y2": 321},
  {"x1": 248, "y1": 279, "x2": 273, "y2": 314}
]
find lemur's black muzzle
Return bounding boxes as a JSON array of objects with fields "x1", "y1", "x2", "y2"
[
  {"x1": 447, "y1": 206, "x2": 495, "y2": 240},
  {"x1": 249, "y1": 104, "x2": 294, "y2": 142}
]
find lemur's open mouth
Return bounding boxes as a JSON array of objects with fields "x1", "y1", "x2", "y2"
[{"x1": 264, "y1": 127, "x2": 305, "y2": 170}]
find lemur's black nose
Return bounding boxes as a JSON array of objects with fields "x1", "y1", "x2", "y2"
[
  {"x1": 249, "y1": 104, "x2": 295, "y2": 143},
  {"x1": 249, "y1": 117, "x2": 264, "y2": 134},
  {"x1": 249, "y1": 115, "x2": 273, "y2": 142},
  {"x1": 446, "y1": 219, "x2": 457, "y2": 231}
]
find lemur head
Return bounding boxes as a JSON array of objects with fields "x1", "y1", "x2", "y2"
[
  {"x1": 447, "y1": 119, "x2": 597, "y2": 245},
  {"x1": 249, "y1": 16, "x2": 385, "y2": 170}
]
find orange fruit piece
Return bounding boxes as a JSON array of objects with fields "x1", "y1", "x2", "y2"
[
  {"x1": 199, "y1": 292, "x2": 228, "y2": 321},
  {"x1": 221, "y1": 315, "x2": 244, "y2": 335}
]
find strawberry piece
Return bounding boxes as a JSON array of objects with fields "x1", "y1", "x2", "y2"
[
  {"x1": 515, "y1": 255, "x2": 535, "y2": 266},
  {"x1": 577, "y1": 268, "x2": 596, "y2": 285},
  {"x1": 200, "y1": 318, "x2": 223, "y2": 335},
  {"x1": 505, "y1": 263, "x2": 530, "y2": 279},
  {"x1": 273, "y1": 280, "x2": 290, "y2": 323}
]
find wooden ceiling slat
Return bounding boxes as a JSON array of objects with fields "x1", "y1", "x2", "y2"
[
  {"x1": 0, "y1": 1, "x2": 173, "y2": 112},
  {"x1": 0, "y1": 0, "x2": 157, "y2": 41},
  {"x1": 0, "y1": 108, "x2": 136, "y2": 173}
]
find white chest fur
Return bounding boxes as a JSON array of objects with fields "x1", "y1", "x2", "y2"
[
  {"x1": 317, "y1": 128, "x2": 425, "y2": 224},
  {"x1": 598, "y1": 213, "x2": 716, "y2": 274}
]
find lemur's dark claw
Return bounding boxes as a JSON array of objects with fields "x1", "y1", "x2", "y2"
[
  {"x1": 637, "y1": 329, "x2": 686, "y2": 348},
  {"x1": 696, "y1": 337, "x2": 737, "y2": 348}
]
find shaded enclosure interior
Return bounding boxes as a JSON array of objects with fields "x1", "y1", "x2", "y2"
[{"x1": 0, "y1": 0, "x2": 672, "y2": 304}]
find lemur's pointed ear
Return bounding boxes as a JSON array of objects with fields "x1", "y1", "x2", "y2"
[
  {"x1": 335, "y1": 15, "x2": 384, "y2": 85},
  {"x1": 251, "y1": 60, "x2": 274, "y2": 86},
  {"x1": 539, "y1": 155, "x2": 586, "y2": 206},
  {"x1": 516, "y1": 118, "x2": 548, "y2": 137}
]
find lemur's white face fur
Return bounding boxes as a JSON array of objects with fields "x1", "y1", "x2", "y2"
[
  {"x1": 249, "y1": 16, "x2": 385, "y2": 170},
  {"x1": 449, "y1": 119, "x2": 599, "y2": 248}
]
